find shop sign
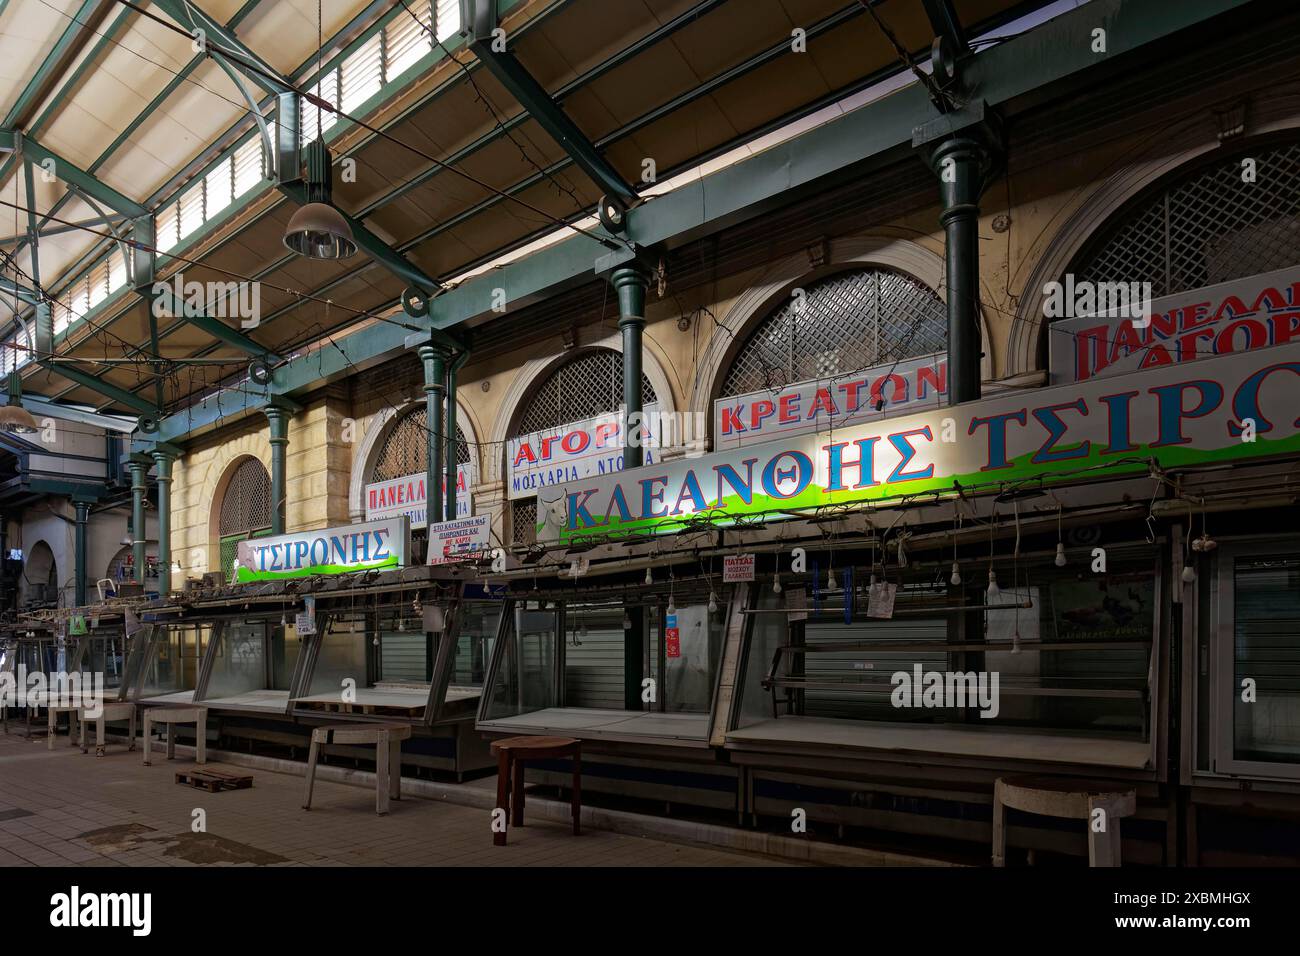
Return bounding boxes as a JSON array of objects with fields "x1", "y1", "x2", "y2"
[
  {"x1": 427, "y1": 514, "x2": 491, "y2": 565},
  {"x1": 507, "y1": 403, "x2": 661, "y2": 500},
  {"x1": 538, "y1": 345, "x2": 1300, "y2": 543},
  {"x1": 294, "y1": 596, "x2": 317, "y2": 636},
  {"x1": 365, "y1": 463, "x2": 474, "y2": 527},
  {"x1": 234, "y1": 517, "x2": 410, "y2": 582},
  {"x1": 714, "y1": 354, "x2": 946, "y2": 448},
  {"x1": 723, "y1": 554, "x2": 755, "y2": 582},
  {"x1": 665, "y1": 613, "x2": 680, "y2": 659},
  {"x1": 1049, "y1": 265, "x2": 1300, "y2": 383}
]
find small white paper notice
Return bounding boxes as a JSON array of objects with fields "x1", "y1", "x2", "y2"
[
  {"x1": 867, "y1": 581, "x2": 897, "y2": 619},
  {"x1": 786, "y1": 587, "x2": 808, "y2": 623},
  {"x1": 294, "y1": 611, "x2": 316, "y2": 636}
]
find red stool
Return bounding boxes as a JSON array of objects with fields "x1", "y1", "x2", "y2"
[{"x1": 490, "y1": 735, "x2": 581, "y2": 846}]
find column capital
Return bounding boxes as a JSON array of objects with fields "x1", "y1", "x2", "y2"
[
  {"x1": 263, "y1": 402, "x2": 292, "y2": 441},
  {"x1": 610, "y1": 262, "x2": 651, "y2": 329}
]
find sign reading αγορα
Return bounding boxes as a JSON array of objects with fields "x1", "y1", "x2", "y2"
[
  {"x1": 234, "y1": 517, "x2": 409, "y2": 582},
  {"x1": 507, "y1": 403, "x2": 661, "y2": 500},
  {"x1": 428, "y1": 514, "x2": 491, "y2": 565},
  {"x1": 1048, "y1": 265, "x2": 1300, "y2": 383}
]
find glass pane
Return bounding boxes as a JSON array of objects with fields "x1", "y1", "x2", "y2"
[
  {"x1": 655, "y1": 598, "x2": 725, "y2": 713},
  {"x1": 138, "y1": 627, "x2": 200, "y2": 697},
  {"x1": 304, "y1": 613, "x2": 369, "y2": 697},
  {"x1": 446, "y1": 600, "x2": 501, "y2": 717},
  {"x1": 737, "y1": 586, "x2": 786, "y2": 728},
  {"x1": 484, "y1": 606, "x2": 558, "y2": 719},
  {"x1": 564, "y1": 603, "x2": 625, "y2": 709},
  {"x1": 1233, "y1": 556, "x2": 1300, "y2": 764},
  {"x1": 206, "y1": 622, "x2": 266, "y2": 699}
]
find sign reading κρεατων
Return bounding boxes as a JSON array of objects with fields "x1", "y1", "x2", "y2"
[
  {"x1": 428, "y1": 514, "x2": 491, "y2": 565},
  {"x1": 234, "y1": 517, "x2": 410, "y2": 582}
]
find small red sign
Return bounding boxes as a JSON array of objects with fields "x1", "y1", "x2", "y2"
[{"x1": 666, "y1": 626, "x2": 680, "y2": 659}]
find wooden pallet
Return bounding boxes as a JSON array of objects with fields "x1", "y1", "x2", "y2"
[{"x1": 174, "y1": 768, "x2": 253, "y2": 793}]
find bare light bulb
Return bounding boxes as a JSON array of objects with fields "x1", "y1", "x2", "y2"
[
  {"x1": 622, "y1": 611, "x2": 632, "y2": 630},
  {"x1": 708, "y1": 592, "x2": 718, "y2": 614},
  {"x1": 1011, "y1": 630, "x2": 1021, "y2": 655},
  {"x1": 986, "y1": 569, "x2": 1000, "y2": 601},
  {"x1": 827, "y1": 567, "x2": 838, "y2": 591},
  {"x1": 950, "y1": 562, "x2": 962, "y2": 586},
  {"x1": 1181, "y1": 564, "x2": 1196, "y2": 583},
  {"x1": 1055, "y1": 542, "x2": 1067, "y2": 567},
  {"x1": 667, "y1": 597, "x2": 676, "y2": 615},
  {"x1": 772, "y1": 572, "x2": 782, "y2": 594},
  {"x1": 644, "y1": 567, "x2": 653, "y2": 586}
]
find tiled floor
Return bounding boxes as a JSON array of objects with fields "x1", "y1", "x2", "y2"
[{"x1": 0, "y1": 730, "x2": 788, "y2": 867}]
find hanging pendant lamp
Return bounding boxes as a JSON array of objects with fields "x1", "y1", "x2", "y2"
[
  {"x1": 0, "y1": 371, "x2": 39, "y2": 435},
  {"x1": 283, "y1": 138, "x2": 357, "y2": 259}
]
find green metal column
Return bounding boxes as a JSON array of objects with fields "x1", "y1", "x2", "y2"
[
  {"x1": 128, "y1": 456, "x2": 149, "y2": 584},
  {"x1": 443, "y1": 350, "x2": 471, "y2": 522},
  {"x1": 611, "y1": 264, "x2": 650, "y2": 469},
  {"x1": 611, "y1": 264, "x2": 650, "y2": 709},
  {"x1": 419, "y1": 344, "x2": 446, "y2": 533},
  {"x1": 152, "y1": 449, "x2": 175, "y2": 594},
  {"x1": 929, "y1": 135, "x2": 992, "y2": 405},
  {"x1": 74, "y1": 499, "x2": 90, "y2": 607},
  {"x1": 264, "y1": 404, "x2": 291, "y2": 535}
]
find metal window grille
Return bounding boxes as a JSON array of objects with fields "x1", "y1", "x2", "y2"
[
  {"x1": 1076, "y1": 140, "x2": 1300, "y2": 298},
  {"x1": 512, "y1": 499, "x2": 537, "y2": 546},
  {"x1": 718, "y1": 268, "x2": 947, "y2": 398},
  {"x1": 219, "y1": 457, "x2": 271, "y2": 536},
  {"x1": 514, "y1": 348, "x2": 656, "y2": 437},
  {"x1": 372, "y1": 408, "x2": 470, "y2": 483}
]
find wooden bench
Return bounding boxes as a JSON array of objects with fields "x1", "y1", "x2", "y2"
[
  {"x1": 302, "y1": 722, "x2": 412, "y2": 815},
  {"x1": 142, "y1": 706, "x2": 208, "y2": 766},
  {"x1": 79, "y1": 701, "x2": 137, "y2": 756},
  {"x1": 993, "y1": 775, "x2": 1138, "y2": 867},
  {"x1": 490, "y1": 735, "x2": 581, "y2": 846}
]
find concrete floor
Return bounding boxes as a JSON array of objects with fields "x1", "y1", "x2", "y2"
[{"x1": 0, "y1": 728, "x2": 790, "y2": 868}]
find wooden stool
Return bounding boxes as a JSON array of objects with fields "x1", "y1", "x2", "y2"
[
  {"x1": 45, "y1": 704, "x2": 81, "y2": 751},
  {"x1": 79, "y1": 701, "x2": 137, "y2": 756},
  {"x1": 302, "y1": 722, "x2": 412, "y2": 815},
  {"x1": 490, "y1": 735, "x2": 581, "y2": 846},
  {"x1": 142, "y1": 706, "x2": 208, "y2": 766},
  {"x1": 993, "y1": 775, "x2": 1137, "y2": 867}
]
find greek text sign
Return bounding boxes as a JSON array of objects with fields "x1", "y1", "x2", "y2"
[
  {"x1": 365, "y1": 464, "x2": 474, "y2": 527},
  {"x1": 507, "y1": 403, "x2": 660, "y2": 500},
  {"x1": 428, "y1": 514, "x2": 491, "y2": 565},
  {"x1": 235, "y1": 518, "x2": 410, "y2": 582},
  {"x1": 1049, "y1": 266, "x2": 1300, "y2": 383},
  {"x1": 539, "y1": 345, "x2": 1300, "y2": 543},
  {"x1": 713, "y1": 354, "x2": 947, "y2": 448}
]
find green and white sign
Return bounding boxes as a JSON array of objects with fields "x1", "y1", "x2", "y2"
[
  {"x1": 538, "y1": 345, "x2": 1300, "y2": 543},
  {"x1": 234, "y1": 517, "x2": 410, "y2": 582}
]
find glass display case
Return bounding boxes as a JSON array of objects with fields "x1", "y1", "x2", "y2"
[{"x1": 478, "y1": 583, "x2": 732, "y2": 742}]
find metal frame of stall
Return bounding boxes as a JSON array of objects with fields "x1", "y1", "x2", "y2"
[{"x1": 129, "y1": 570, "x2": 496, "y2": 777}]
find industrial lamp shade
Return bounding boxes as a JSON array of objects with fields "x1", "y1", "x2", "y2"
[
  {"x1": 0, "y1": 371, "x2": 38, "y2": 435},
  {"x1": 282, "y1": 202, "x2": 357, "y2": 259}
]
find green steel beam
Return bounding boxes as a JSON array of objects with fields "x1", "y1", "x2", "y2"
[
  {"x1": 43, "y1": 361, "x2": 157, "y2": 415},
  {"x1": 922, "y1": 0, "x2": 969, "y2": 53},
  {"x1": 148, "y1": 0, "x2": 289, "y2": 96},
  {"x1": 465, "y1": 0, "x2": 637, "y2": 206},
  {"x1": 148, "y1": 288, "x2": 280, "y2": 360},
  {"x1": 1, "y1": 0, "x2": 103, "y2": 128},
  {"x1": 10, "y1": 134, "x2": 149, "y2": 218},
  {"x1": 153, "y1": 0, "x2": 1252, "y2": 445}
]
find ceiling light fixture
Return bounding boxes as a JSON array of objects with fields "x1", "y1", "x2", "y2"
[{"x1": 0, "y1": 371, "x2": 39, "y2": 435}]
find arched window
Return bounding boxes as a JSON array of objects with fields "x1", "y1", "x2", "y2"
[
  {"x1": 510, "y1": 348, "x2": 656, "y2": 544},
  {"x1": 371, "y1": 406, "x2": 470, "y2": 483},
  {"x1": 717, "y1": 268, "x2": 946, "y2": 398},
  {"x1": 218, "y1": 457, "x2": 271, "y2": 579},
  {"x1": 1073, "y1": 139, "x2": 1300, "y2": 298},
  {"x1": 22, "y1": 540, "x2": 57, "y2": 607}
]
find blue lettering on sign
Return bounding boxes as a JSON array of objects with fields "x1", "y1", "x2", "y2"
[{"x1": 666, "y1": 614, "x2": 677, "y2": 629}]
